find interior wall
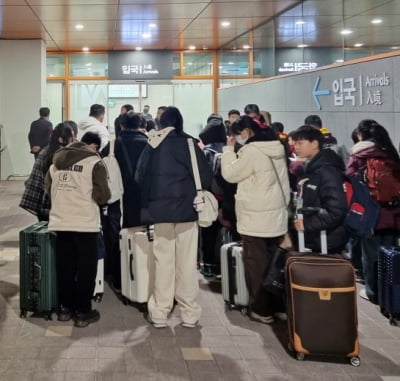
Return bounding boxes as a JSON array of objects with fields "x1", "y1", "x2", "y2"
[
  {"x1": 0, "y1": 40, "x2": 46, "y2": 180},
  {"x1": 218, "y1": 53, "x2": 400, "y2": 151}
]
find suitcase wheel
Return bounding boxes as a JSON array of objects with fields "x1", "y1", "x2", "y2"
[
  {"x1": 389, "y1": 317, "x2": 398, "y2": 326},
  {"x1": 240, "y1": 307, "x2": 247, "y2": 316},
  {"x1": 44, "y1": 312, "x2": 53, "y2": 321},
  {"x1": 350, "y1": 356, "x2": 361, "y2": 367},
  {"x1": 93, "y1": 293, "x2": 103, "y2": 303},
  {"x1": 295, "y1": 352, "x2": 305, "y2": 361},
  {"x1": 20, "y1": 310, "x2": 27, "y2": 319}
]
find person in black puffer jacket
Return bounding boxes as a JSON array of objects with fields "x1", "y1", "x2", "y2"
[
  {"x1": 198, "y1": 113, "x2": 227, "y2": 277},
  {"x1": 135, "y1": 106, "x2": 213, "y2": 328},
  {"x1": 292, "y1": 125, "x2": 348, "y2": 254}
]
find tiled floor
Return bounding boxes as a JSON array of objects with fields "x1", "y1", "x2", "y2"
[{"x1": 0, "y1": 180, "x2": 400, "y2": 381}]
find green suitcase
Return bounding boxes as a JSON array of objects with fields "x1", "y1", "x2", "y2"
[{"x1": 19, "y1": 221, "x2": 58, "y2": 320}]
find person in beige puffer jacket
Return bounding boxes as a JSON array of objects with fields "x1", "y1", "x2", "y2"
[{"x1": 221, "y1": 115, "x2": 290, "y2": 324}]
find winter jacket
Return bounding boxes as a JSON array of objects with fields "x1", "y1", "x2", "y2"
[
  {"x1": 346, "y1": 141, "x2": 400, "y2": 230},
  {"x1": 115, "y1": 129, "x2": 148, "y2": 227},
  {"x1": 28, "y1": 117, "x2": 53, "y2": 152},
  {"x1": 78, "y1": 116, "x2": 110, "y2": 152},
  {"x1": 221, "y1": 140, "x2": 290, "y2": 238},
  {"x1": 46, "y1": 142, "x2": 111, "y2": 232},
  {"x1": 135, "y1": 127, "x2": 213, "y2": 225},
  {"x1": 299, "y1": 149, "x2": 348, "y2": 253}
]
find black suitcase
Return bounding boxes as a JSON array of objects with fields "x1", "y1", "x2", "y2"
[
  {"x1": 286, "y1": 228, "x2": 360, "y2": 366},
  {"x1": 19, "y1": 221, "x2": 58, "y2": 320},
  {"x1": 378, "y1": 246, "x2": 400, "y2": 326}
]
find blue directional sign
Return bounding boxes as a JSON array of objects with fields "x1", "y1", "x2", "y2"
[{"x1": 312, "y1": 76, "x2": 331, "y2": 110}]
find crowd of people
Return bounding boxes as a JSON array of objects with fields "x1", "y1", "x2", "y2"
[{"x1": 20, "y1": 102, "x2": 400, "y2": 328}]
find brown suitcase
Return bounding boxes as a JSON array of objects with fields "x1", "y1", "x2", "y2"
[{"x1": 286, "y1": 229, "x2": 360, "y2": 366}]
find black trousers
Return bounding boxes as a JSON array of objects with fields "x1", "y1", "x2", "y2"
[
  {"x1": 100, "y1": 200, "x2": 122, "y2": 288},
  {"x1": 56, "y1": 231, "x2": 98, "y2": 314},
  {"x1": 201, "y1": 220, "x2": 220, "y2": 266},
  {"x1": 241, "y1": 234, "x2": 283, "y2": 316}
]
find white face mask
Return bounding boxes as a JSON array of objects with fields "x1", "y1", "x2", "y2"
[{"x1": 235, "y1": 134, "x2": 248, "y2": 146}]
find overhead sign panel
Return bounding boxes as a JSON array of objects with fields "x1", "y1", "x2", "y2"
[{"x1": 108, "y1": 51, "x2": 174, "y2": 80}]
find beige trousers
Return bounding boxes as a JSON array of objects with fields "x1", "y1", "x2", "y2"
[{"x1": 148, "y1": 221, "x2": 201, "y2": 324}]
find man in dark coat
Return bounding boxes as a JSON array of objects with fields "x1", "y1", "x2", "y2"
[
  {"x1": 114, "y1": 111, "x2": 148, "y2": 228},
  {"x1": 114, "y1": 104, "x2": 133, "y2": 137},
  {"x1": 28, "y1": 107, "x2": 53, "y2": 159},
  {"x1": 292, "y1": 125, "x2": 348, "y2": 254}
]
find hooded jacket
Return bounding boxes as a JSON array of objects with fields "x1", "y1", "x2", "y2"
[
  {"x1": 221, "y1": 140, "x2": 290, "y2": 238},
  {"x1": 78, "y1": 116, "x2": 110, "y2": 152},
  {"x1": 346, "y1": 141, "x2": 399, "y2": 230},
  {"x1": 135, "y1": 127, "x2": 213, "y2": 225},
  {"x1": 299, "y1": 149, "x2": 348, "y2": 253},
  {"x1": 46, "y1": 142, "x2": 111, "y2": 232},
  {"x1": 115, "y1": 129, "x2": 148, "y2": 227}
]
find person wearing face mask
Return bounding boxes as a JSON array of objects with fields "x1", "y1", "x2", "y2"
[
  {"x1": 221, "y1": 115, "x2": 290, "y2": 324},
  {"x1": 20, "y1": 122, "x2": 75, "y2": 221}
]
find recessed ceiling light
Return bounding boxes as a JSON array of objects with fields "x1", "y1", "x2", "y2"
[
  {"x1": 149, "y1": 23, "x2": 157, "y2": 28},
  {"x1": 136, "y1": 47, "x2": 143, "y2": 51},
  {"x1": 82, "y1": 47, "x2": 89, "y2": 52},
  {"x1": 228, "y1": 61, "x2": 235, "y2": 65},
  {"x1": 336, "y1": 59, "x2": 344, "y2": 63},
  {"x1": 142, "y1": 33, "x2": 151, "y2": 38},
  {"x1": 221, "y1": 21, "x2": 231, "y2": 27},
  {"x1": 189, "y1": 45, "x2": 196, "y2": 50},
  {"x1": 354, "y1": 43, "x2": 364, "y2": 47},
  {"x1": 340, "y1": 29, "x2": 353, "y2": 35},
  {"x1": 242, "y1": 44, "x2": 251, "y2": 49},
  {"x1": 371, "y1": 19, "x2": 382, "y2": 24},
  {"x1": 297, "y1": 44, "x2": 308, "y2": 48},
  {"x1": 295, "y1": 20, "x2": 307, "y2": 25},
  {"x1": 187, "y1": 62, "x2": 193, "y2": 65},
  {"x1": 85, "y1": 63, "x2": 92, "y2": 66},
  {"x1": 391, "y1": 46, "x2": 399, "y2": 50},
  {"x1": 75, "y1": 24, "x2": 84, "y2": 30}
]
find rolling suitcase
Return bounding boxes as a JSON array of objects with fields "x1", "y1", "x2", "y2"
[
  {"x1": 120, "y1": 226, "x2": 154, "y2": 306},
  {"x1": 286, "y1": 226, "x2": 360, "y2": 366},
  {"x1": 220, "y1": 242, "x2": 249, "y2": 314},
  {"x1": 19, "y1": 221, "x2": 58, "y2": 320},
  {"x1": 378, "y1": 246, "x2": 400, "y2": 326}
]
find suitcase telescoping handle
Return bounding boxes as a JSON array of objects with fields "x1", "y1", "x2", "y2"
[{"x1": 297, "y1": 213, "x2": 328, "y2": 255}]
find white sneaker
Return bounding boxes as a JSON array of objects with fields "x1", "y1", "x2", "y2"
[
  {"x1": 359, "y1": 288, "x2": 369, "y2": 301},
  {"x1": 250, "y1": 312, "x2": 274, "y2": 324},
  {"x1": 146, "y1": 314, "x2": 167, "y2": 328},
  {"x1": 274, "y1": 312, "x2": 288, "y2": 321},
  {"x1": 181, "y1": 321, "x2": 198, "y2": 328}
]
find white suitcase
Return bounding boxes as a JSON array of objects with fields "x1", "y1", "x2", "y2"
[
  {"x1": 93, "y1": 258, "x2": 104, "y2": 302},
  {"x1": 120, "y1": 226, "x2": 154, "y2": 304},
  {"x1": 220, "y1": 242, "x2": 249, "y2": 314}
]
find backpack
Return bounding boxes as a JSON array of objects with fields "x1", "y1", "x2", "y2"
[
  {"x1": 365, "y1": 158, "x2": 400, "y2": 206},
  {"x1": 343, "y1": 174, "x2": 381, "y2": 238}
]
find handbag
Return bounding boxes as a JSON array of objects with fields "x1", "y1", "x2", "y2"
[{"x1": 187, "y1": 138, "x2": 218, "y2": 228}]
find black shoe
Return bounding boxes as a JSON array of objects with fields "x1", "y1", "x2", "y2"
[
  {"x1": 57, "y1": 307, "x2": 73, "y2": 322},
  {"x1": 74, "y1": 309, "x2": 100, "y2": 328}
]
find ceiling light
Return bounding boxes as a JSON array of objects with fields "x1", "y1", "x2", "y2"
[
  {"x1": 371, "y1": 19, "x2": 382, "y2": 24},
  {"x1": 189, "y1": 45, "x2": 196, "y2": 50},
  {"x1": 136, "y1": 47, "x2": 143, "y2": 51},
  {"x1": 187, "y1": 62, "x2": 193, "y2": 65},
  {"x1": 75, "y1": 24, "x2": 84, "y2": 30},
  {"x1": 208, "y1": 63, "x2": 213, "y2": 65},
  {"x1": 391, "y1": 46, "x2": 399, "y2": 50},
  {"x1": 149, "y1": 23, "x2": 157, "y2": 28},
  {"x1": 340, "y1": 29, "x2": 353, "y2": 35},
  {"x1": 295, "y1": 20, "x2": 307, "y2": 25},
  {"x1": 336, "y1": 59, "x2": 344, "y2": 63},
  {"x1": 242, "y1": 44, "x2": 251, "y2": 49},
  {"x1": 82, "y1": 47, "x2": 89, "y2": 52},
  {"x1": 297, "y1": 44, "x2": 308, "y2": 48},
  {"x1": 354, "y1": 43, "x2": 364, "y2": 47},
  {"x1": 85, "y1": 63, "x2": 92, "y2": 66},
  {"x1": 221, "y1": 21, "x2": 231, "y2": 27},
  {"x1": 228, "y1": 62, "x2": 235, "y2": 65},
  {"x1": 142, "y1": 33, "x2": 151, "y2": 38}
]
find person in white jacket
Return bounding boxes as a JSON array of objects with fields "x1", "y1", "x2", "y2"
[
  {"x1": 221, "y1": 115, "x2": 290, "y2": 324},
  {"x1": 78, "y1": 104, "x2": 110, "y2": 153}
]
